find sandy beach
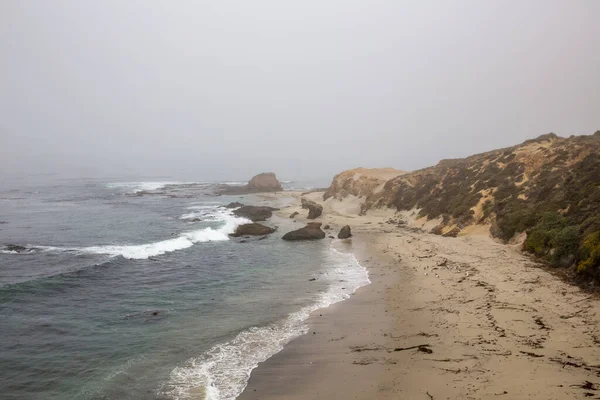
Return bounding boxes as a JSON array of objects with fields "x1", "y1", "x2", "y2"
[{"x1": 240, "y1": 191, "x2": 600, "y2": 400}]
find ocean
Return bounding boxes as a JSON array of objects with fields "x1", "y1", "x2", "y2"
[{"x1": 0, "y1": 177, "x2": 369, "y2": 400}]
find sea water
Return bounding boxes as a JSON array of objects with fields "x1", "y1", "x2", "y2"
[{"x1": 0, "y1": 177, "x2": 368, "y2": 400}]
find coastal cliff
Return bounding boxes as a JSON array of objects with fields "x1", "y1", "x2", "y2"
[{"x1": 325, "y1": 131, "x2": 600, "y2": 281}]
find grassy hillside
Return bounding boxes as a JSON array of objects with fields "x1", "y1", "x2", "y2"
[{"x1": 330, "y1": 131, "x2": 600, "y2": 281}]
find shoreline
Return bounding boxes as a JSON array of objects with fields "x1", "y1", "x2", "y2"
[
  {"x1": 238, "y1": 232, "x2": 400, "y2": 400},
  {"x1": 239, "y1": 191, "x2": 600, "y2": 399}
]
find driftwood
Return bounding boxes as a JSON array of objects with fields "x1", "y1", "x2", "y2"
[
  {"x1": 351, "y1": 344, "x2": 433, "y2": 354},
  {"x1": 393, "y1": 344, "x2": 432, "y2": 354}
]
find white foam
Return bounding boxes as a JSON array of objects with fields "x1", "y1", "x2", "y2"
[
  {"x1": 106, "y1": 181, "x2": 196, "y2": 193},
  {"x1": 180, "y1": 205, "x2": 229, "y2": 221},
  {"x1": 220, "y1": 181, "x2": 246, "y2": 186},
  {"x1": 0, "y1": 250, "x2": 18, "y2": 254},
  {"x1": 163, "y1": 247, "x2": 370, "y2": 400},
  {"x1": 39, "y1": 208, "x2": 250, "y2": 260}
]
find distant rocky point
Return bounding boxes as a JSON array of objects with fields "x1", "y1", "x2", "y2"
[{"x1": 216, "y1": 172, "x2": 282, "y2": 195}]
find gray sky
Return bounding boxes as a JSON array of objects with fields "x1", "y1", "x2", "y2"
[{"x1": 1, "y1": 1, "x2": 599, "y2": 181}]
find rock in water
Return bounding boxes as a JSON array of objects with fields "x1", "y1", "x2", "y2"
[
  {"x1": 301, "y1": 198, "x2": 323, "y2": 219},
  {"x1": 289, "y1": 211, "x2": 299, "y2": 218},
  {"x1": 230, "y1": 223, "x2": 276, "y2": 237},
  {"x1": 323, "y1": 224, "x2": 331, "y2": 230},
  {"x1": 5, "y1": 244, "x2": 27, "y2": 252},
  {"x1": 216, "y1": 173, "x2": 282, "y2": 194},
  {"x1": 338, "y1": 225, "x2": 352, "y2": 239},
  {"x1": 233, "y1": 205, "x2": 279, "y2": 222},
  {"x1": 247, "y1": 173, "x2": 282, "y2": 192},
  {"x1": 282, "y1": 223, "x2": 326, "y2": 241},
  {"x1": 224, "y1": 201, "x2": 244, "y2": 209}
]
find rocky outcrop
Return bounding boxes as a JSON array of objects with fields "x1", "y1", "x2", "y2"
[
  {"x1": 224, "y1": 201, "x2": 244, "y2": 209},
  {"x1": 233, "y1": 205, "x2": 279, "y2": 222},
  {"x1": 217, "y1": 173, "x2": 282, "y2": 194},
  {"x1": 337, "y1": 225, "x2": 352, "y2": 239},
  {"x1": 4, "y1": 244, "x2": 27, "y2": 253},
  {"x1": 282, "y1": 223, "x2": 326, "y2": 241},
  {"x1": 230, "y1": 223, "x2": 276, "y2": 237},
  {"x1": 247, "y1": 173, "x2": 282, "y2": 192},
  {"x1": 323, "y1": 168, "x2": 405, "y2": 202},
  {"x1": 301, "y1": 198, "x2": 323, "y2": 219}
]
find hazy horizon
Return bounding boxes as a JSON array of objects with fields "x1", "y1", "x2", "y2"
[{"x1": 2, "y1": 1, "x2": 599, "y2": 182}]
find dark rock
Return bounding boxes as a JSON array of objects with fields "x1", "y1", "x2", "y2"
[
  {"x1": 301, "y1": 198, "x2": 323, "y2": 219},
  {"x1": 430, "y1": 225, "x2": 444, "y2": 235},
  {"x1": 224, "y1": 202, "x2": 244, "y2": 209},
  {"x1": 329, "y1": 235, "x2": 335, "y2": 239},
  {"x1": 289, "y1": 211, "x2": 299, "y2": 218},
  {"x1": 0, "y1": 221, "x2": 7, "y2": 224},
  {"x1": 186, "y1": 218, "x2": 203, "y2": 223},
  {"x1": 5, "y1": 244, "x2": 27, "y2": 253},
  {"x1": 323, "y1": 224, "x2": 331, "y2": 230},
  {"x1": 216, "y1": 173, "x2": 282, "y2": 194},
  {"x1": 282, "y1": 222, "x2": 326, "y2": 241},
  {"x1": 309, "y1": 278, "x2": 316, "y2": 281},
  {"x1": 338, "y1": 225, "x2": 352, "y2": 239},
  {"x1": 233, "y1": 205, "x2": 279, "y2": 221},
  {"x1": 442, "y1": 227, "x2": 461, "y2": 238},
  {"x1": 230, "y1": 223, "x2": 276, "y2": 237}
]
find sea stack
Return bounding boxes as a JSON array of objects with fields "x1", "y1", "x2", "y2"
[{"x1": 216, "y1": 173, "x2": 282, "y2": 194}]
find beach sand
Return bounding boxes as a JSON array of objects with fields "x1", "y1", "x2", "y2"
[{"x1": 240, "y1": 191, "x2": 600, "y2": 400}]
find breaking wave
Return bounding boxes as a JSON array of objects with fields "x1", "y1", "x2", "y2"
[
  {"x1": 162, "y1": 247, "x2": 370, "y2": 400},
  {"x1": 106, "y1": 181, "x2": 196, "y2": 193},
  {"x1": 33, "y1": 208, "x2": 249, "y2": 260}
]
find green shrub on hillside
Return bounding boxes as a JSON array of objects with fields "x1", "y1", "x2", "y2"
[
  {"x1": 550, "y1": 225, "x2": 580, "y2": 265},
  {"x1": 496, "y1": 209, "x2": 537, "y2": 241},
  {"x1": 577, "y1": 231, "x2": 600, "y2": 275}
]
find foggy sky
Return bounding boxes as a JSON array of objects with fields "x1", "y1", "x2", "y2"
[{"x1": 1, "y1": 1, "x2": 599, "y2": 181}]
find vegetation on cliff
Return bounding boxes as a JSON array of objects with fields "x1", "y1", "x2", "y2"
[{"x1": 327, "y1": 131, "x2": 600, "y2": 281}]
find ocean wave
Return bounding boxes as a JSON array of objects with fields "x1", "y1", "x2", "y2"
[
  {"x1": 162, "y1": 247, "x2": 370, "y2": 400},
  {"x1": 180, "y1": 205, "x2": 236, "y2": 221},
  {"x1": 219, "y1": 181, "x2": 246, "y2": 186},
  {"x1": 106, "y1": 181, "x2": 197, "y2": 193},
  {"x1": 33, "y1": 209, "x2": 250, "y2": 260},
  {"x1": 0, "y1": 258, "x2": 120, "y2": 291}
]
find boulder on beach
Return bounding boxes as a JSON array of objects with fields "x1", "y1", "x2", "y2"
[
  {"x1": 301, "y1": 198, "x2": 323, "y2": 219},
  {"x1": 233, "y1": 205, "x2": 279, "y2": 221},
  {"x1": 216, "y1": 173, "x2": 282, "y2": 194},
  {"x1": 230, "y1": 223, "x2": 276, "y2": 237},
  {"x1": 282, "y1": 222, "x2": 326, "y2": 241},
  {"x1": 338, "y1": 225, "x2": 352, "y2": 239}
]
